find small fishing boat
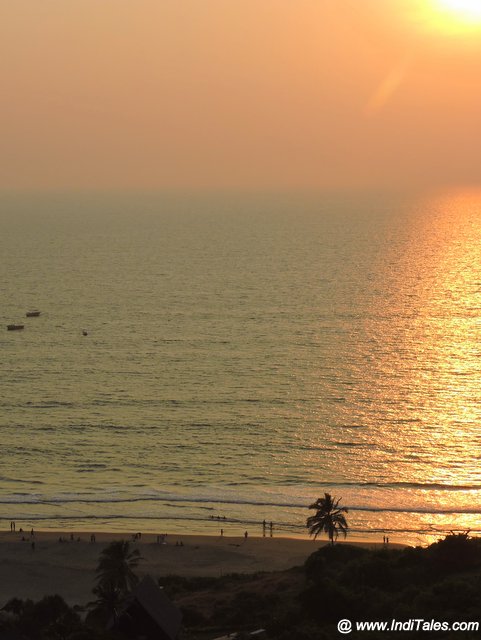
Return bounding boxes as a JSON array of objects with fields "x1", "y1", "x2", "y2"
[
  {"x1": 7, "y1": 324, "x2": 24, "y2": 331},
  {"x1": 26, "y1": 310, "x2": 41, "y2": 317}
]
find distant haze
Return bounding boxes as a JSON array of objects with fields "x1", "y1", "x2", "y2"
[{"x1": 2, "y1": 0, "x2": 481, "y2": 191}]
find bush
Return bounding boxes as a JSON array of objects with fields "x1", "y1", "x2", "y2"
[{"x1": 304, "y1": 544, "x2": 369, "y2": 583}]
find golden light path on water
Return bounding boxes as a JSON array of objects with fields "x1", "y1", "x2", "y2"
[
  {"x1": 375, "y1": 190, "x2": 481, "y2": 543},
  {"x1": 298, "y1": 190, "x2": 481, "y2": 544}
]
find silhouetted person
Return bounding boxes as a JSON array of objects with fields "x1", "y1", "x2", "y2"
[
  {"x1": 221, "y1": 528, "x2": 224, "y2": 537},
  {"x1": 262, "y1": 520, "x2": 266, "y2": 537},
  {"x1": 244, "y1": 531, "x2": 248, "y2": 541},
  {"x1": 269, "y1": 522, "x2": 273, "y2": 537},
  {"x1": 31, "y1": 528, "x2": 34, "y2": 537}
]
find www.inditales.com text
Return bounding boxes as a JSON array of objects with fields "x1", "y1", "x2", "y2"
[{"x1": 337, "y1": 618, "x2": 479, "y2": 634}]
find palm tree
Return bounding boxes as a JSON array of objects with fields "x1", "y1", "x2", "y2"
[
  {"x1": 89, "y1": 580, "x2": 125, "y2": 626},
  {"x1": 306, "y1": 493, "x2": 348, "y2": 545},
  {"x1": 90, "y1": 540, "x2": 142, "y2": 627},
  {"x1": 95, "y1": 540, "x2": 142, "y2": 595}
]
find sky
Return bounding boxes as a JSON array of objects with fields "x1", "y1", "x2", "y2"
[{"x1": 2, "y1": 0, "x2": 481, "y2": 191}]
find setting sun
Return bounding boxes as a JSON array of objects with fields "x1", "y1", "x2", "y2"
[
  {"x1": 433, "y1": 0, "x2": 481, "y2": 28},
  {"x1": 437, "y1": 0, "x2": 481, "y2": 19}
]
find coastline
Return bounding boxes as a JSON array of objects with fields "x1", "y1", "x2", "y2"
[{"x1": 0, "y1": 530, "x2": 406, "y2": 606}]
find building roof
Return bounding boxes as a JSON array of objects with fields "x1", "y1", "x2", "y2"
[{"x1": 122, "y1": 575, "x2": 182, "y2": 640}]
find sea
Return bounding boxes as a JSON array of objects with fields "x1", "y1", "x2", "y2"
[{"x1": 1, "y1": 189, "x2": 481, "y2": 546}]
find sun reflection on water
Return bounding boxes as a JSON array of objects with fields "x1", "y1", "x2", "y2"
[
  {"x1": 303, "y1": 189, "x2": 481, "y2": 543},
  {"x1": 383, "y1": 191, "x2": 481, "y2": 532}
]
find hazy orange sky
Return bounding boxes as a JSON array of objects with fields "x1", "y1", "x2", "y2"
[{"x1": 2, "y1": 0, "x2": 481, "y2": 191}]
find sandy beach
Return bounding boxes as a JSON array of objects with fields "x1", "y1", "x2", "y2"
[{"x1": 0, "y1": 530, "x2": 403, "y2": 607}]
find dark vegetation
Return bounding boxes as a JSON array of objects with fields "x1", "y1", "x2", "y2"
[
  {"x1": 1, "y1": 534, "x2": 481, "y2": 639},
  {"x1": 0, "y1": 595, "x2": 103, "y2": 639},
  {"x1": 172, "y1": 533, "x2": 481, "y2": 639}
]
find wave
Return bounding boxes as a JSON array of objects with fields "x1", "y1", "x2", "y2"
[
  {"x1": 300, "y1": 481, "x2": 481, "y2": 491},
  {"x1": 2, "y1": 492, "x2": 481, "y2": 516},
  {"x1": 348, "y1": 506, "x2": 481, "y2": 515}
]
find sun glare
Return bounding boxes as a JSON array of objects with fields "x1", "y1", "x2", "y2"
[
  {"x1": 417, "y1": 0, "x2": 481, "y2": 35},
  {"x1": 436, "y1": 0, "x2": 481, "y2": 20},
  {"x1": 434, "y1": 0, "x2": 481, "y2": 27}
]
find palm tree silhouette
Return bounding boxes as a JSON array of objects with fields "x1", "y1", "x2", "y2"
[
  {"x1": 306, "y1": 493, "x2": 348, "y2": 545},
  {"x1": 90, "y1": 580, "x2": 124, "y2": 625},
  {"x1": 90, "y1": 540, "x2": 142, "y2": 625},
  {"x1": 95, "y1": 540, "x2": 142, "y2": 594}
]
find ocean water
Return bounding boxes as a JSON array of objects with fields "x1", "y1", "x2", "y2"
[{"x1": 1, "y1": 190, "x2": 481, "y2": 546}]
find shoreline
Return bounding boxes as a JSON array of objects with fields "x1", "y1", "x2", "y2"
[
  {"x1": 0, "y1": 519, "x2": 421, "y2": 546},
  {"x1": 0, "y1": 530, "x2": 407, "y2": 607}
]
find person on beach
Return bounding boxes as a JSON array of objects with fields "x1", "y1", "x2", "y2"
[
  {"x1": 244, "y1": 531, "x2": 248, "y2": 541},
  {"x1": 269, "y1": 522, "x2": 273, "y2": 537},
  {"x1": 262, "y1": 520, "x2": 266, "y2": 537},
  {"x1": 31, "y1": 528, "x2": 34, "y2": 537},
  {"x1": 221, "y1": 528, "x2": 224, "y2": 537}
]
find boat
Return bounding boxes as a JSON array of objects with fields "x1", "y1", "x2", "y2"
[
  {"x1": 7, "y1": 324, "x2": 24, "y2": 331},
  {"x1": 26, "y1": 310, "x2": 41, "y2": 317}
]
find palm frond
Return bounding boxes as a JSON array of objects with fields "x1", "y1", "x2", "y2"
[{"x1": 306, "y1": 493, "x2": 349, "y2": 544}]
